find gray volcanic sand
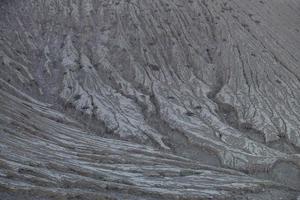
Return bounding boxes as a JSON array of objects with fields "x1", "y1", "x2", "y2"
[{"x1": 0, "y1": 0, "x2": 299, "y2": 199}]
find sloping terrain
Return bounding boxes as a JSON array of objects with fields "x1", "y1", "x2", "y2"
[{"x1": 0, "y1": 0, "x2": 299, "y2": 199}]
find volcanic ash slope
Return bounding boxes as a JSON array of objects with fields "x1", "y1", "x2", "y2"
[{"x1": 0, "y1": 0, "x2": 300, "y2": 199}]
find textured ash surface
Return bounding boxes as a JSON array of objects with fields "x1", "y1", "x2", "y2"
[{"x1": 0, "y1": 0, "x2": 300, "y2": 199}]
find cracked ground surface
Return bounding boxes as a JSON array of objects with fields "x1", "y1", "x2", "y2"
[{"x1": 0, "y1": 0, "x2": 300, "y2": 199}]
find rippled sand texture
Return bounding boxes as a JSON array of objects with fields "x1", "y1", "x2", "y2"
[{"x1": 0, "y1": 0, "x2": 300, "y2": 199}]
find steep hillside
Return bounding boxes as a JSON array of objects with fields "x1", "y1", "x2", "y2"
[{"x1": 0, "y1": 0, "x2": 299, "y2": 199}]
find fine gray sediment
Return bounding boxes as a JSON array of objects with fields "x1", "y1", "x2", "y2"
[{"x1": 0, "y1": 0, "x2": 299, "y2": 199}]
